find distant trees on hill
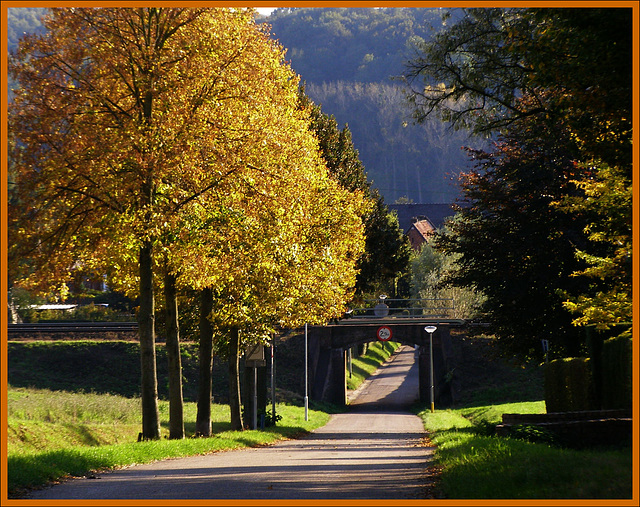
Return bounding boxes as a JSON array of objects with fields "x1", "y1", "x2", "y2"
[
  {"x1": 265, "y1": 7, "x2": 485, "y2": 203},
  {"x1": 266, "y1": 7, "x2": 446, "y2": 84},
  {"x1": 306, "y1": 81, "x2": 487, "y2": 203}
]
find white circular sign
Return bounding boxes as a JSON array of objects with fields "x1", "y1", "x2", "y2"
[{"x1": 377, "y1": 325, "x2": 392, "y2": 341}]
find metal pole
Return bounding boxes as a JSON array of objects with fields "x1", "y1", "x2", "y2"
[
  {"x1": 271, "y1": 336, "x2": 275, "y2": 423},
  {"x1": 429, "y1": 332, "x2": 434, "y2": 413},
  {"x1": 424, "y1": 326, "x2": 437, "y2": 413},
  {"x1": 304, "y1": 323, "x2": 309, "y2": 421},
  {"x1": 253, "y1": 366, "x2": 258, "y2": 429}
]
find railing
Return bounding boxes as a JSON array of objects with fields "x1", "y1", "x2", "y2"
[
  {"x1": 346, "y1": 298, "x2": 455, "y2": 319},
  {"x1": 7, "y1": 321, "x2": 138, "y2": 335}
]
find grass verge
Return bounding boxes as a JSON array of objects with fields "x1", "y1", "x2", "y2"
[
  {"x1": 7, "y1": 387, "x2": 332, "y2": 497},
  {"x1": 418, "y1": 402, "x2": 633, "y2": 499}
]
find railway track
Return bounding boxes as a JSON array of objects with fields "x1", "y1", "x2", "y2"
[{"x1": 7, "y1": 321, "x2": 138, "y2": 336}]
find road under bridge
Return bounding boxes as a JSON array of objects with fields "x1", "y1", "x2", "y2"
[{"x1": 304, "y1": 317, "x2": 466, "y2": 407}]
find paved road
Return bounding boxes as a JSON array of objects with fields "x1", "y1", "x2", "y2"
[{"x1": 29, "y1": 345, "x2": 434, "y2": 500}]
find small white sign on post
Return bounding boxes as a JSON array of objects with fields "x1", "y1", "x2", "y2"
[{"x1": 245, "y1": 344, "x2": 266, "y2": 367}]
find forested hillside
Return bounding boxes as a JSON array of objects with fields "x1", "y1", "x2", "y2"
[
  {"x1": 8, "y1": 7, "x2": 484, "y2": 203},
  {"x1": 305, "y1": 81, "x2": 476, "y2": 202},
  {"x1": 264, "y1": 7, "x2": 485, "y2": 204},
  {"x1": 265, "y1": 7, "x2": 445, "y2": 84}
]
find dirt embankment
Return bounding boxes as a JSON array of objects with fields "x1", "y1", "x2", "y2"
[{"x1": 446, "y1": 330, "x2": 544, "y2": 406}]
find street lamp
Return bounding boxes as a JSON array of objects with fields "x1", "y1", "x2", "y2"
[
  {"x1": 424, "y1": 325, "x2": 437, "y2": 413},
  {"x1": 375, "y1": 294, "x2": 389, "y2": 318}
]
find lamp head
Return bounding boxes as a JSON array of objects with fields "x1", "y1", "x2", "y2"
[{"x1": 424, "y1": 325, "x2": 437, "y2": 333}]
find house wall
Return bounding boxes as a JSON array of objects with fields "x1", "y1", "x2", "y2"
[{"x1": 407, "y1": 228, "x2": 426, "y2": 251}]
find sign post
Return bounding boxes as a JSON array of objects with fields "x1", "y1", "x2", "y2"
[
  {"x1": 245, "y1": 344, "x2": 265, "y2": 429},
  {"x1": 271, "y1": 335, "x2": 276, "y2": 425},
  {"x1": 304, "y1": 323, "x2": 308, "y2": 421}
]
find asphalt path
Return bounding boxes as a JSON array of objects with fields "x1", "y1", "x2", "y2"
[{"x1": 28, "y1": 345, "x2": 435, "y2": 501}]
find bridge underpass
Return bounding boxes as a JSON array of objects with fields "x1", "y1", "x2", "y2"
[
  {"x1": 304, "y1": 318, "x2": 466, "y2": 407},
  {"x1": 242, "y1": 298, "x2": 472, "y2": 423}
]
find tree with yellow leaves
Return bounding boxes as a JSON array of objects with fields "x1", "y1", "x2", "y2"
[
  {"x1": 172, "y1": 97, "x2": 369, "y2": 431},
  {"x1": 9, "y1": 7, "x2": 367, "y2": 438}
]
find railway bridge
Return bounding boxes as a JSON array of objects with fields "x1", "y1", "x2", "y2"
[
  {"x1": 304, "y1": 318, "x2": 465, "y2": 407},
  {"x1": 300, "y1": 298, "x2": 468, "y2": 407}
]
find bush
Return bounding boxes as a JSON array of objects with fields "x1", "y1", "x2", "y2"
[
  {"x1": 544, "y1": 358, "x2": 597, "y2": 412},
  {"x1": 473, "y1": 419, "x2": 497, "y2": 436},
  {"x1": 601, "y1": 332, "x2": 632, "y2": 410},
  {"x1": 509, "y1": 424, "x2": 558, "y2": 445}
]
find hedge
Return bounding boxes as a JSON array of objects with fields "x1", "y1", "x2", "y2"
[
  {"x1": 601, "y1": 332, "x2": 633, "y2": 410},
  {"x1": 544, "y1": 357, "x2": 597, "y2": 413}
]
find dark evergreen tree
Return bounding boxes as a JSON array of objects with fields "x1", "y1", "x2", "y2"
[
  {"x1": 408, "y1": 8, "x2": 633, "y2": 355},
  {"x1": 299, "y1": 87, "x2": 412, "y2": 298},
  {"x1": 437, "y1": 110, "x2": 592, "y2": 360}
]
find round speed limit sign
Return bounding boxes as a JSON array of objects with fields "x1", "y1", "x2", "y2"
[{"x1": 377, "y1": 325, "x2": 392, "y2": 342}]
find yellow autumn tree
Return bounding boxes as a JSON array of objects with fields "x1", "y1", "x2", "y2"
[
  {"x1": 9, "y1": 7, "x2": 367, "y2": 438},
  {"x1": 169, "y1": 64, "x2": 369, "y2": 431}
]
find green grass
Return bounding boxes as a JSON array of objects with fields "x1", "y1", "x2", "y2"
[
  {"x1": 7, "y1": 386, "x2": 332, "y2": 497},
  {"x1": 7, "y1": 340, "x2": 210, "y2": 401},
  {"x1": 8, "y1": 387, "x2": 142, "y2": 425},
  {"x1": 418, "y1": 402, "x2": 633, "y2": 499},
  {"x1": 7, "y1": 339, "x2": 635, "y2": 500}
]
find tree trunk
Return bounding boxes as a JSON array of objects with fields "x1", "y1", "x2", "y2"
[
  {"x1": 195, "y1": 287, "x2": 214, "y2": 436},
  {"x1": 164, "y1": 270, "x2": 184, "y2": 439},
  {"x1": 228, "y1": 326, "x2": 244, "y2": 431},
  {"x1": 139, "y1": 241, "x2": 161, "y2": 440}
]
